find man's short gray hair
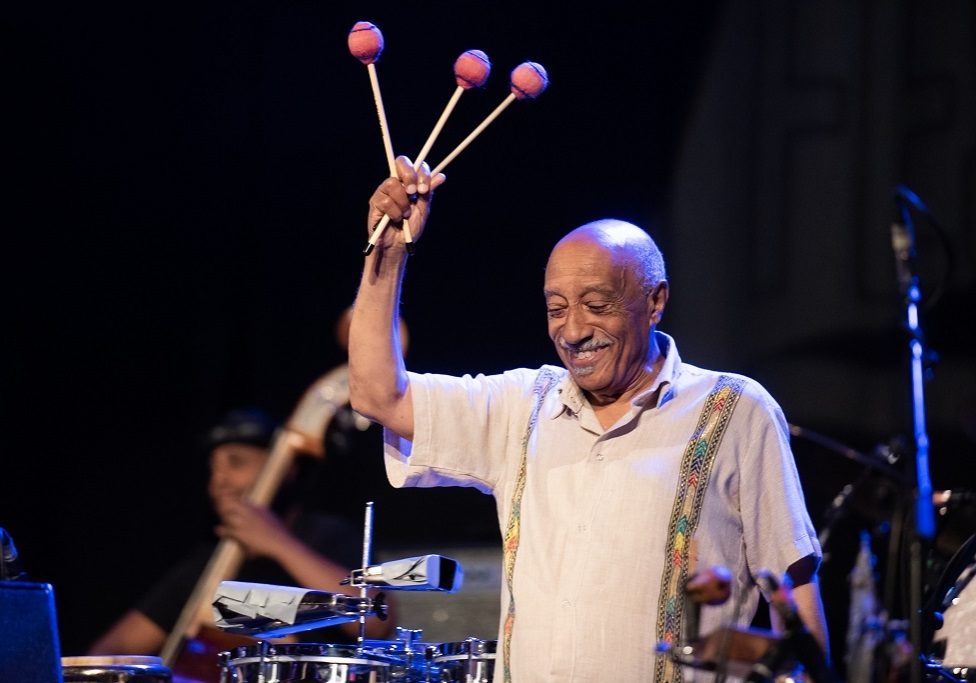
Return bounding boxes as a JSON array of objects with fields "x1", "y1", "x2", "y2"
[{"x1": 570, "y1": 218, "x2": 667, "y2": 291}]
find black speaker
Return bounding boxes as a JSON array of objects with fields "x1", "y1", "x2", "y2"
[{"x1": 0, "y1": 581, "x2": 63, "y2": 683}]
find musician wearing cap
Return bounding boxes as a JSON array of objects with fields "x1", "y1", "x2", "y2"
[
  {"x1": 348, "y1": 157, "x2": 830, "y2": 681},
  {"x1": 88, "y1": 408, "x2": 395, "y2": 659}
]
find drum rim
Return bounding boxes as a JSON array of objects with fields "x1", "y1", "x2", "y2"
[
  {"x1": 62, "y1": 655, "x2": 166, "y2": 667},
  {"x1": 435, "y1": 654, "x2": 497, "y2": 662},
  {"x1": 225, "y1": 643, "x2": 363, "y2": 657},
  {"x1": 435, "y1": 639, "x2": 498, "y2": 658},
  {"x1": 360, "y1": 639, "x2": 440, "y2": 654},
  {"x1": 61, "y1": 655, "x2": 171, "y2": 676},
  {"x1": 226, "y1": 654, "x2": 390, "y2": 667}
]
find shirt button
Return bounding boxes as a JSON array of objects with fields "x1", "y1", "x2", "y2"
[
  {"x1": 595, "y1": 453, "x2": 605, "y2": 461},
  {"x1": 561, "y1": 599, "x2": 572, "y2": 608}
]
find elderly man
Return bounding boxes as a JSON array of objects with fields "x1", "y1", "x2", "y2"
[{"x1": 349, "y1": 157, "x2": 828, "y2": 681}]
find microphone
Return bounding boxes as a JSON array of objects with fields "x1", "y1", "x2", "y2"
[
  {"x1": 890, "y1": 185, "x2": 922, "y2": 301},
  {"x1": 1, "y1": 528, "x2": 26, "y2": 581},
  {"x1": 890, "y1": 219, "x2": 914, "y2": 294},
  {"x1": 345, "y1": 554, "x2": 463, "y2": 592}
]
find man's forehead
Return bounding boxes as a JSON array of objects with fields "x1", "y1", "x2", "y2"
[
  {"x1": 545, "y1": 243, "x2": 633, "y2": 289},
  {"x1": 547, "y1": 237, "x2": 612, "y2": 270},
  {"x1": 211, "y1": 443, "x2": 268, "y2": 460}
]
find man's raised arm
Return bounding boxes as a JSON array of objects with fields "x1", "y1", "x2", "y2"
[{"x1": 348, "y1": 156, "x2": 443, "y2": 441}]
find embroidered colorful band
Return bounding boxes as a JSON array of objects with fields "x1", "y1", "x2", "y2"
[
  {"x1": 502, "y1": 368, "x2": 559, "y2": 683},
  {"x1": 655, "y1": 374, "x2": 745, "y2": 682}
]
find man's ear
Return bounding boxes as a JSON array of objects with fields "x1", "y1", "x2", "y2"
[{"x1": 648, "y1": 281, "x2": 669, "y2": 325}]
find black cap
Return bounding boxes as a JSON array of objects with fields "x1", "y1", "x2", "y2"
[{"x1": 205, "y1": 408, "x2": 277, "y2": 450}]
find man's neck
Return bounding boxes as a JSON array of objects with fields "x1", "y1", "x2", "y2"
[{"x1": 586, "y1": 355, "x2": 666, "y2": 430}]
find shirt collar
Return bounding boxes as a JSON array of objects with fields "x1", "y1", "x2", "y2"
[{"x1": 548, "y1": 331, "x2": 681, "y2": 419}]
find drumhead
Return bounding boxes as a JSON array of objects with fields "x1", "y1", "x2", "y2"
[
  {"x1": 940, "y1": 568, "x2": 976, "y2": 667},
  {"x1": 929, "y1": 534, "x2": 976, "y2": 669}
]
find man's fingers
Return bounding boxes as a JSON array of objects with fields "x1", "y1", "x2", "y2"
[
  {"x1": 395, "y1": 155, "x2": 419, "y2": 191},
  {"x1": 429, "y1": 172, "x2": 447, "y2": 192},
  {"x1": 372, "y1": 192, "x2": 410, "y2": 222},
  {"x1": 414, "y1": 161, "x2": 446, "y2": 195}
]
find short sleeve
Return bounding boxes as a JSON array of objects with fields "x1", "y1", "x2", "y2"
[
  {"x1": 384, "y1": 368, "x2": 542, "y2": 494},
  {"x1": 736, "y1": 381, "x2": 822, "y2": 583}
]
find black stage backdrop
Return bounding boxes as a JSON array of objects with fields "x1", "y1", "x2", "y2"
[
  {"x1": 6, "y1": 0, "x2": 976, "y2": 668},
  {"x1": 7, "y1": 1, "x2": 725, "y2": 654}
]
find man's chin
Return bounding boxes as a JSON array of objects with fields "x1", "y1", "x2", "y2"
[{"x1": 568, "y1": 367, "x2": 604, "y2": 390}]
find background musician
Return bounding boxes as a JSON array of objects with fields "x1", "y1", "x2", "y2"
[{"x1": 88, "y1": 407, "x2": 395, "y2": 657}]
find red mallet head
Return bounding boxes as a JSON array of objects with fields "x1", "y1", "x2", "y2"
[
  {"x1": 348, "y1": 21, "x2": 384, "y2": 65},
  {"x1": 510, "y1": 61, "x2": 548, "y2": 100},
  {"x1": 454, "y1": 49, "x2": 492, "y2": 89}
]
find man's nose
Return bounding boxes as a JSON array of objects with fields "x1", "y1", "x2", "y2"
[
  {"x1": 561, "y1": 306, "x2": 591, "y2": 344},
  {"x1": 209, "y1": 469, "x2": 230, "y2": 491}
]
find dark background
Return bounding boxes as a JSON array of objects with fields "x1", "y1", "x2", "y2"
[{"x1": 5, "y1": 0, "x2": 976, "y2": 671}]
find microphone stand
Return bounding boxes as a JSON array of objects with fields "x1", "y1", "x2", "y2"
[{"x1": 890, "y1": 185, "x2": 937, "y2": 683}]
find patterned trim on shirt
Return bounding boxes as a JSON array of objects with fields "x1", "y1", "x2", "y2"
[
  {"x1": 654, "y1": 374, "x2": 745, "y2": 682},
  {"x1": 502, "y1": 367, "x2": 560, "y2": 683}
]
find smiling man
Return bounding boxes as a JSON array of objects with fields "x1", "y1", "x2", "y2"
[
  {"x1": 544, "y1": 221, "x2": 669, "y2": 429},
  {"x1": 349, "y1": 157, "x2": 828, "y2": 682}
]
